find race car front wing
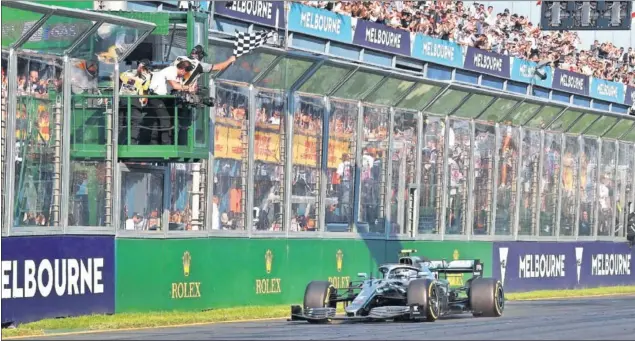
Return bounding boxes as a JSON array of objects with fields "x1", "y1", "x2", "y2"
[{"x1": 289, "y1": 305, "x2": 412, "y2": 323}]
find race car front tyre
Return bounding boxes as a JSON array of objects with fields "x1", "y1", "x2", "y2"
[
  {"x1": 469, "y1": 278, "x2": 504, "y2": 317},
  {"x1": 407, "y1": 279, "x2": 439, "y2": 322},
  {"x1": 303, "y1": 281, "x2": 337, "y2": 323}
]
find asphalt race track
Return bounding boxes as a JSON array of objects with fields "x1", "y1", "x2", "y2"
[{"x1": 22, "y1": 296, "x2": 635, "y2": 340}]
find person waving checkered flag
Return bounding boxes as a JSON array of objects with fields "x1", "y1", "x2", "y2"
[{"x1": 233, "y1": 30, "x2": 275, "y2": 58}]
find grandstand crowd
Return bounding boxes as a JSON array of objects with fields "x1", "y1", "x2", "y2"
[{"x1": 301, "y1": 1, "x2": 635, "y2": 87}]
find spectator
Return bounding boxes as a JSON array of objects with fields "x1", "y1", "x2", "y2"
[
  {"x1": 125, "y1": 213, "x2": 146, "y2": 230},
  {"x1": 302, "y1": 1, "x2": 635, "y2": 86},
  {"x1": 119, "y1": 59, "x2": 152, "y2": 145},
  {"x1": 147, "y1": 60, "x2": 197, "y2": 145}
]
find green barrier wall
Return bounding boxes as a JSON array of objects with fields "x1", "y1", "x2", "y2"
[{"x1": 115, "y1": 238, "x2": 493, "y2": 313}]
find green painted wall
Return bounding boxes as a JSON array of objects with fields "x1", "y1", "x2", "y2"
[{"x1": 115, "y1": 238, "x2": 493, "y2": 313}]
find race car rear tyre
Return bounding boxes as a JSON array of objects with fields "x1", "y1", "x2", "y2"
[
  {"x1": 303, "y1": 281, "x2": 337, "y2": 323},
  {"x1": 407, "y1": 279, "x2": 439, "y2": 322},
  {"x1": 470, "y1": 278, "x2": 504, "y2": 317}
]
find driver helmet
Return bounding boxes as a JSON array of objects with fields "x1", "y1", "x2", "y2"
[
  {"x1": 137, "y1": 59, "x2": 152, "y2": 76},
  {"x1": 138, "y1": 59, "x2": 152, "y2": 70},
  {"x1": 190, "y1": 45, "x2": 207, "y2": 61}
]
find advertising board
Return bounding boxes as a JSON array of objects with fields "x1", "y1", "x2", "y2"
[
  {"x1": 590, "y1": 78, "x2": 625, "y2": 104},
  {"x1": 510, "y1": 58, "x2": 554, "y2": 88},
  {"x1": 493, "y1": 241, "x2": 634, "y2": 292},
  {"x1": 115, "y1": 238, "x2": 491, "y2": 313},
  {"x1": 352, "y1": 19, "x2": 411, "y2": 56},
  {"x1": 624, "y1": 86, "x2": 635, "y2": 107},
  {"x1": 463, "y1": 47, "x2": 511, "y2": 79},
  {"x1": 552, "y1": 68, "x2": 590, "y2": 96},
  {"x1": 287, "y1": 3, "x2": 353, "y2": 44},
  {"x1": 1, "y1": 236, "x2": 115, "y2": 325},
  {"x1": 410, "y1": 34, "x2": 463, "y2": 68},
  {"x1": 214, "y1": 1, "x2": 285, "y2": 28}
]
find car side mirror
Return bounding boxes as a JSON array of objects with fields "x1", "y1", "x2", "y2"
[
  {"x1": 357, "y1": 272, "x2": 368, "y2": 279},
  {"x1": 417, "y1": 271, "x2": 427, "y2": 278}
]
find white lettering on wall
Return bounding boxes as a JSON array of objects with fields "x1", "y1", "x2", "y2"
[
  {"x1": 38, "y1": 259, "x2": 53, "y2": 298},
  {"x1": 560, "y1": 74, "x2": 585, "y2": 91},
  {"x1": 229, "y1": 1, "x2": 273, "y2": 19},
  {"x1": 591, "y1": 254, "x2": 631, "y2": 276},
  {"x1": 365, "y1": 27, "x2": 401, "y2": 49},
  {"x1": 1, "y1": 258, "x2": 105, "y2": 299},
  {"x1": 518, "y1": 254, "x2": 566, "y2": 278},
  {"x1": 24, "y1": 260, "x2": 36, "y2": 298},
  {"x1": 597, "y1": 84, "x2": 618, "y2": 99},
  {"x1": 423, "y1": 42, "x2": 455, "y2": 60},
  {"x1": 473, "y1": 53, "x2": 503, "y2": 72},
  {"x1": 519, "y1": 64, "x2": 536, "y2": 78},
  {"x1": 300, "y1": 12, "x2": 341, "y2": 35}
]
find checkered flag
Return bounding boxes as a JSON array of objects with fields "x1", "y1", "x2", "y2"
[{"x1": 233, "y1": 30, "x2": 275, "y2": 59}]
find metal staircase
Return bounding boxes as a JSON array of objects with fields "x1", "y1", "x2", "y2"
[
  {"x1": 239, "y1": 117, "x2": 249, "y2": 229},
  {"x1": 1, "y1": 82, "x2": 6, "y2": 218},
  {"x1": 196, "y1": 160, "x2": 206, "y2": 229},
  {"x1": 378, "y1": 137, "x2": 387, "y2": 232},
  {"x1": 405, "y1": 136, "x2": 416, "y2": 235},
  {"x1": 462, "y1": 149, "x2": 473, "y2": 234},
  {"x1": 509, "y1": 153, "x2": 518, "y2": 232},
  {"x1": 485, "y1": 151, "x2": 494, "y2": 233},
  {"x1": 314, "y1": 128, "x2": 322, "y2": 231},
  {"x1": 531, "y1": 156, "x2": 539, "y2": 235},
  {"x1": 435, "y1": 140, "x2": 443, "y2": 233},
  {"x1": 104, "y1": 103, "x2": 113, "y2": 226},
  {"x1": 278, "y1": 116, "x2": 286, "y2": 231}
]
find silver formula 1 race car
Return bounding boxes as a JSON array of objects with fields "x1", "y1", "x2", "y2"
[{"x1": 290, "y1": 249, "x2": 504, "y2": 323}]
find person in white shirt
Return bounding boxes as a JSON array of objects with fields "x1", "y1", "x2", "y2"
[
  {"x1": 125, "y1": 213, "x2": 146, "y2": 230},
  {"x1": 361, "y1": 149, "x2": 374, "y2": 181},
  {"x1": 598, "y1": 176, "x2": 612, "y2": 233},
  {"x1": 147, "y1": 60, "x2": 198, "y2": 144},
  {"x1": 211, "y1": 196, "x2": 220, "y2": 230},
  {"x1": 268, "y1": 110, "x2": 281, "y2": 125},
  {"x1": 485, "y1": 6, "x2": 496, "y2": 27},
  {"x1": 149, "y1": 61, "x2": 194, "y2": 96},
  {"x1": 337, "y1": 153, "x2": 352, "y2": 182}
]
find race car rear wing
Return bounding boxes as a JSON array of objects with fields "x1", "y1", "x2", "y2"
[
  {"x1": 429, "y1": 259, "x2": 484, "y2": 278},
  {"x1": 397, "y1": 249, "x2": 483, "y2": 278}
]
